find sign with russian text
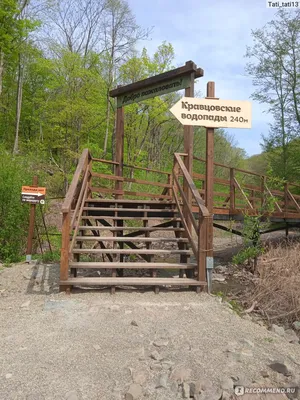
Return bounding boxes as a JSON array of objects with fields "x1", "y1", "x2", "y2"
[
  {"x1": 170, "y1": 97, "x2": 252, "y2": 128},
  {"x1": 21, "y1": 186, "x2": 46, "y2": 204},
  {"x1": 117, "y1": 75, "x2": 191, "y2": 108}
]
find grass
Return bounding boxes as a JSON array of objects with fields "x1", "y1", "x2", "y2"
[{"x1": 245, "y1": 240, "x2": 300, "y2": 326}]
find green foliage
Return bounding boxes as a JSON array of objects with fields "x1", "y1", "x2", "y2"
[
  {"x1": 246, "y1": 153, "x2": 268, "y2": 176},
  {"x1": 0, "y1": 147, "x2": 41, "y2": 262},
  {"x1": 246, "y1": 9, "x2": 300, "y2": 182}
]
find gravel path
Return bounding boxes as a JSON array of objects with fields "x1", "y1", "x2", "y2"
[{"x1": 0, "y1": 261, "x2": 300, "y2": 400}]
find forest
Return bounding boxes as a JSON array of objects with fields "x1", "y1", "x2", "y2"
[{"x1": 0, "y1": 1, "x2": 299, "y2": 261}]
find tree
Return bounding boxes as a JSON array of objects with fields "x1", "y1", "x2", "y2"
[
  {"x1": 245, "y1": 9, "x2": 300, "y2": 180},
  {"x1": 101, "y1": 0, "x2": 150, "y2": 156}
]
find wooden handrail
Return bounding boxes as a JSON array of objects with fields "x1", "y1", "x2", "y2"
[
  {"x1": 233, "y1": 177, "x2": 254, "y2": 210},
  {"x1": 174, "y1": 153, "x2": 209, "y2": 217},
  {"x1": 123, "y1": 163, "x2": 171, "y2": 176},
  {"x1": 264, "y1": 183, "x2": 282, "y2": 212},
  {"x1": 92, "y1": 158, "x2": 119, "y2": 165},
  {"x1": 287, "y1": 189, "x2": 300, "y2": 212},
  {"x1": 62, "y1": 149, "x2": 91, "y2": 213},
  {"x1": 172, "y1": 153, "x2": 209, "y2": 287}
]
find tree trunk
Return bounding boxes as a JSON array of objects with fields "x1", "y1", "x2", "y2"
[{"x1": 13, "y1": 54, "x2": 24, "y2": 155}]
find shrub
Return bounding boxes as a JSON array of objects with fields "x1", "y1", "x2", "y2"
[{"x1": 0, "y1": 147, "x2": 41, "y2": 262}]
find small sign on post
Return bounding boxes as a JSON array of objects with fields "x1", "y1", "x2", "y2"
[
  {"x1": 21, "y1": 186, "x2": 46, "y2": 205},
  {"x1": 170, "y1": 97, "x2": 252, "y2": 128},
  {"x1": 22, "y1": 178, "x2": 46, "y2": 263}
]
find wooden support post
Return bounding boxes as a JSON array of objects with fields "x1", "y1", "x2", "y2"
[
  {"x1": 284, "y1": 183, "x2": 289, "y2": 217},
  {"x1": 205, "y1": 82, "x2": 216, "y2": 291},
  {"x1": 261, "y1": 176, "x2": 266, "y2": 210},
  {"x1": 183, "y1": 66, "x2": 195, "y2": 233},
  {"x1": 26, "y1": 176, "x2": 38, "y2": 263},
  {"x1": 229, "y1": 168, "x2": 235, "y2": 213},
  {"x1": 115, "y1": 106, "x2": 124, "y2": 199},
  {"x1": 198, "y1": 214, "x2": 207, "y2": 284},
  {"x1": 60, "y1": 211, "x2": 71, "y2": 292}
]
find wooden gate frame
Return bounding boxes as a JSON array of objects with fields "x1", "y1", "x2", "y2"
[
  {"x1": 109, "y1": 61, "x2": 216, "y2": 290},
  {"x1": 109, "y1": 60, "x2": 204, "y2": 195}
]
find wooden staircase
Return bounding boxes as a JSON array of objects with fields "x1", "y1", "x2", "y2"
[{"x1": 59, "y1": 150, "x2": 209, "y2": 293}]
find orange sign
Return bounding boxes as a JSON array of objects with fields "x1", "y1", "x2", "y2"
[{"x1": 21, "y1": 186, "x2": 46, "y2": 195}]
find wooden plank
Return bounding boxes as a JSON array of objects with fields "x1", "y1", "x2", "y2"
[
  {"x1": 62, "y1": 149, "x2": 90, "y2": 213},
  {"x1": 92, "y1": 158, "x2": 119, "y2": 165},
  {"x1": 204, "y1": 82, "x2": 216, "y2": 284},
  {"x1": 91, "y1": 173, "x2": 123, "y2": 181},
  {"x1": 89, "y1": 187, "x2": 172, "y2": 199},
  {"x1": 60, "y1": 212, "x2": 71, "y2": 284},
  {"x1": 69, "y1": 262, "x2": 196, "y2": 269},
  {"x1": 123, "y1": 163, "x2": 170, "y2": 176},
  {"x1": 70, "y1": 184, "x2": 89, "y2": 252},
  {"x1": 91, "y1": 173, "x2": 171, "y2": 189},
  {"x1": 264, "y1": 184, "x2": 282, "y2": 212},
  {"x1": 193, "y1": 173, "x2": 230, "y2": 186},
  {"x1": 172, "y1": 187, "x2": 198, "y2": 256},
  {"x1": 109, "y1": 61, "x2": 200, "y2": 97},
  {"x1": 83, "y1": 207, "x2": 174, "y2": 213},
  {"x1": 60, "y1": 277, "x2": 206, "y2": 286},
  {"x1": 115, "y1": 106, "x2": 124, "y2": 197},
  {"x1": 194, "y1": 155, "x2": 230, "y2": 170},
  {"x1": 72, "y1": 249, "x2": 192, "y2": 255},
  {"x1": 173, "y1": 173, "x2": 198, "y2": 232},
  {"x1": 81, "y1": 216, "x2": 181, "y2": 221},
  {"x1": 123, "y1": 177, "x2": 171, "y2": 189},
  {"x1": 183, "y1": 73, "x2": 195, "y2": 234},
  {"x1": 85, "y1": 198, "x2": 175, "y2": 204},
  {"x1": 287, "y1": 190, "x2": 300, "y2": 212},
  {"x1": 230, "y1": 168, "x2": 235, "y2": 212},
  {"x1": 194, "y1": 156, "x2": 263, "y2": 178},
  {"x1": 233, "y1": 178, "x2": 253, "y2": 209},
  {"x1": 75, "y1": 236, "x2": 189, "y2": 242},
  {"x1": 123, "y1": 190, "x2": 171, "y2": 199},
  {"x1": 71, "y1": 166, "x2": 90, "y2": 228},
  {"x1": 198, "y1": 189, "x2": 230, "y2": 198},
  {"x1": 174, "y1": 154, "x2": 209, "y2": 217},
  {"x1": 90, "y1": 187, "x2": 124, "y2": 195},
  {"x1": 268, "y1": 188, "x2": 285, "y2": 196}
]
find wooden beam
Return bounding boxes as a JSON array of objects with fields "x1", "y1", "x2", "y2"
[
  {"x1": 233, "y1": 177, "x2": 254, "y2": 210},
  {"x1": 204, "y1": 82, "x2": 215, "y2": 289},
  {"x1": 109, "y1": 61, "x2": 201, "y2": 97},
  {"x1": 183, "y1": 68, "x2": 195, "y2": 234},
  {"x1": 115, "y1": 106, "x2": 124, "y2": 198}
]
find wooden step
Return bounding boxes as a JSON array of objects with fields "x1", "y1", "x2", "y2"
[
  {"x1": 77, "y1": 226, "x2": 184, "y2": 232},
  {"x1": 69, "y1": 262, "x2": 196, "y2": 269},
  {"x1": 85, "y1": 199, "x2": 175, "y2": 204},
  {"x1": 72, "y1": 249, "x2": 192, "y2": 255},
  {"x1": 75, "y1": 236, "x2": 189, "y2": 242},
  {"x1": 81, "y1": 216, "x2": 182, "y2": 221},
  {"x1": 83, "y1": 207, "x2": 175, "y2": 213},
  {"x1": 60, "y1": 277, "x2": 205, "y2": 286}
]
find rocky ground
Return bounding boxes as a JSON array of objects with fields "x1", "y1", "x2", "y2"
[{"x1": 0, "y1": 260, "x2": 300, "y2": 400}]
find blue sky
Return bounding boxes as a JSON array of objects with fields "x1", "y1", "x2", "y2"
[{"x1": 127, "y1": 0, "x2": 279, "y2": 156}]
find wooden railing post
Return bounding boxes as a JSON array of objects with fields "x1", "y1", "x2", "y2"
[
  {"x1": 284, "y1": 182, "x2": 289, "y2": 216},
  {"x1": 60, "y1": 211, "x2": 71, "y2": 291},
  {"x1": 230, "y1": 168, "x2": 235, "y2": 213},
  {"x1": 115, "y1": 106, "x2": 124, "y2": 198},
  {"x1": 261, "y1": 176, "x2": 266, "y2": 210},
  {"x1": 198, "y1": 215, "x2": 207, "y2": 284},
  {"x1": 168, "y1": 173, "x2": 172, "y2": 199}
]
